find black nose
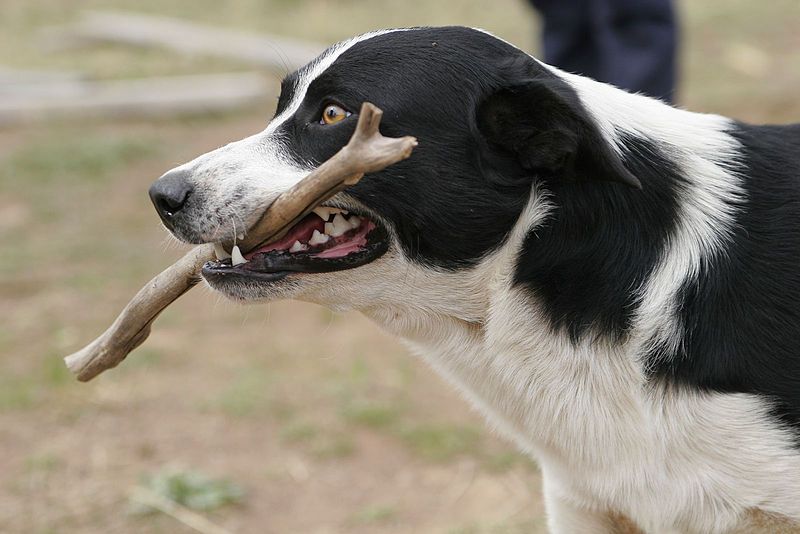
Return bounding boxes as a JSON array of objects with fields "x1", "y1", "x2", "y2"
[{"x1": 149, "y1": 169, "x2": 193, "y2": 228}]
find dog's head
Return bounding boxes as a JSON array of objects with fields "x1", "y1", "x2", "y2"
[{"x1": 149, "y1": 27, "x2": 638, "y2": 318}]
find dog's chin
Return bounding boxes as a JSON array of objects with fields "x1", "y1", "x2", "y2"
[{"x1": 200, "y1": 209, "x2": 390, "y2": 302}]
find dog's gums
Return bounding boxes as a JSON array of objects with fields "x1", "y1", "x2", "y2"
[{"x1": 201, "y1": 206, "x2": 389, "y2": 281}]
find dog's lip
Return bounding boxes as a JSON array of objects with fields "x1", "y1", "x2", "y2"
[{"x1": 201, "y1": 209, "x2": 389, "y2": 281}]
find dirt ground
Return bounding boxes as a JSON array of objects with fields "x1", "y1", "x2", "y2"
[{"x1": 1, "y1": 1, "x2": 799, "y2": 533}]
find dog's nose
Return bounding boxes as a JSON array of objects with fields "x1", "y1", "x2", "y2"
[{"x1": 149, "y1": 169, "x2": 193, "y2": 227}]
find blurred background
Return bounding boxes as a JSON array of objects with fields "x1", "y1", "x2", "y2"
[{"x1": 1, "y1": 1, "x2": 798, "y2": 533}]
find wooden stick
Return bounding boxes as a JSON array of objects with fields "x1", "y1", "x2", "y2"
[
  {"x1": 64, "y1": 103, "x2": 416, "y2": 381},
  {"x1": 45, "y1": 10, "x2": 322, "y2": 73}
]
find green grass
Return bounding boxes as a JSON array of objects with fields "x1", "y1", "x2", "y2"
[
  {"x1": 131, "y1": 467, "x2": 245, "y2": 514},
  {"x1": 351, "y1": 504, "x2": 398, "y2": 525},
  {"x1": 340, "y1": 400, "x2": 402, "y2": 429},
  {"x1": 0, "y1": 375, "x2": 38, "y2": 411},
  {"x1": 280, "y1": 421, "x2": 356, "y2": 459},
  {"x1": 309, "y1": 433, "x2": 356, "y2": 459},
  {"x1": 400, "y1": 423, "x2": 483, "y2": 463},
  {"x1": 25, "y1": 453, "x2": 63, "y2": 474},
  {"x1": 280, "y1": 420, "x2": 320, "y2": 444}
]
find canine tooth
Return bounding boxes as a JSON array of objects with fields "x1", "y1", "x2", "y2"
[
  {"x1": 214, "y1": 243, "x2": 231, "y2": 260},
  {"x1": 309, "y1": 229, "x2": 330, "y2": 246},
  {"x1": 289, "y1": 240, "x2": 307, "y2": 253},
  {"x1": 231, "y1": 245, "x2": 247, "y2": 266},
  {"x1": 330, "y1": 214, "x2": 350, "y2": 237},
  {"x1": 348, "y1": 215, "x2": 361, "y2": 229}
]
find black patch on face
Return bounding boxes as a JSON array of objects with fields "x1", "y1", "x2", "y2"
[
  {"x1": 645, "y1": 123, "x2": 800, "y2": 433},
  {"x1": 274, "y1": 72, "x2": 300, "y2": 117},
  {"x1": 270, "y1": 28, "x2": 558, "y2": 268},
  {"x1": 269, "y1": 27, "x2": 642, "y2": 270},
  {"x1": 513, "y1": 134, "x2": 683, "y2": 340}
]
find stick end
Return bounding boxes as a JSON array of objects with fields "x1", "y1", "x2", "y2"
[{"x1": 64, "y1": 350, "x2": 95, "y2": 382}]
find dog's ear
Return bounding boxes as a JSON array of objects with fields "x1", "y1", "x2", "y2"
[{"x1": 477, "y1": 75, "x2": 641, "y2": 189}]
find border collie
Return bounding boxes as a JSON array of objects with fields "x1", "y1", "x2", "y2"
[{"x1": 148, "y1": 27, "x2": 800, "y2": 533}]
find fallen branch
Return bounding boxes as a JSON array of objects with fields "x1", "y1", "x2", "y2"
[
  {"x1": 46, "y1": 10, "x2": 323, "y2": 73},
  {"x1": 64, "y1": 102, "x2": 417, "y2": 381},
  {"x1": 130, "y1": 488, "x2": 234, "y2": 534},
  {"x1": 0, "y1": 72, "x2": 271, "y2": 127},
  {"x1": 0, "y1": 67, "x2": 85, "y2": 94}
]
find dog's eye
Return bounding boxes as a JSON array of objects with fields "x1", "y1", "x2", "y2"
[{"x1": 320, "y1": 104, "x2": 351, "y2": 125}]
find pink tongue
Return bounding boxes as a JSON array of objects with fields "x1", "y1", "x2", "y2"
[
  {"x1": 245, "y1": 215, "x2": 322, "y2": 259},
  {"x1": 315, "y1": 223, "x2": 372, "y2": 258}
]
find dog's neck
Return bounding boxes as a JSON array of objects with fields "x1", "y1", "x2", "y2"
[{"x1": 356, "y1": 79, "x2": 746, "y2": 468}]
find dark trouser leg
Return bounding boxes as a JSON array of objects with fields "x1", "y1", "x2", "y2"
[{"x1": 529, "y1": 0, "x2": 677, "y2": 103}]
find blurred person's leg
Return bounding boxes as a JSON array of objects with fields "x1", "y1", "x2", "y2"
[
  {"x1": 530, "y1": 0, "x2": 605, "y2": 81},
  {"x1": 603, "y1": 0, "x2": 677, "y2": 103},
  {"x1": 529, "y1": 0, "x2": 677, "y2": 103}
]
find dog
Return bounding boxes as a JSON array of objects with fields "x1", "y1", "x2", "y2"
[{"x1": 148, "y1": 27, "x2": 800, "y2": 533}]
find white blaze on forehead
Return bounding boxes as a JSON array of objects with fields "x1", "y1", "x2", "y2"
[
  {"x1": 156, "y1": 28, "x2": 412, "y2": 243},
  {"x1": 264, "y1": 28, "x2": 411, "y2": 136}
]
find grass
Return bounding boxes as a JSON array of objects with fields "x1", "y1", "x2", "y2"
[
  {"x1": 280, "y1": 420, "x2": 320, "y2": 444},
  {"x1": 24, "y1": 453, "x2": 63, "y2": 474},
  {"x1": 0, "y1": 376, "x2": 36, "y2": 411},
  {"x1": 351, "y1": 504, "x2": 398, "y2": 525},
  {"x1": 131, "y1": 467, "x2": 245, "y2": 514},
  {"x1": 1, "y1": 134, "x2": 161, "y2": 186},
  {"x1": 280, "y1": 420, "x2": 357, "y2": 459},
  {"x1": 341, "y1": 400, "x2": 402, "y2": 429},
  {"x1": 399, "y1": 424, "x2": 483, "y2": 463}
]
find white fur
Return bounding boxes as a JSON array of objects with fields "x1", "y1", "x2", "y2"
[
  {"x1": 157, "y1": 29, "x2": 406, "y2": 244},
  {"x1": 168, "y1": 29, "x2": 800, "y2": 533},
  {"x1": 556, "y1": 69, "x2": 748, "y2": 369}
]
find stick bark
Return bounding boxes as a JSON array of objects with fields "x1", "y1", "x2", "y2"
[{"x1": 64, "y1": 102, "x2": 416, "y2": 381}]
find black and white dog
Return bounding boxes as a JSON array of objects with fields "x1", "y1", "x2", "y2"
[{"x1": 149, "y1": 27, "x2": 800, "y2": 533}]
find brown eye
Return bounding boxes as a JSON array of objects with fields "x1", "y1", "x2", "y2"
[{"x1": 321, "y1": 104, "x2": 350, "y2": 125}]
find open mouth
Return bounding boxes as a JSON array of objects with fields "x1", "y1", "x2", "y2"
[{"x1": 201, "y1": 207, "x2": 389, "y2": 283}]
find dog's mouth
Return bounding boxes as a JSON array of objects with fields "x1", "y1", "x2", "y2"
[{"x1": 201, "y1": 207, "x2": 389, "y2": 283}]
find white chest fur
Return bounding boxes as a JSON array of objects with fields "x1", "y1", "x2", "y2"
[
  {"x1": 382, "y1": 286, "x2": 800, "y2": 534},
  {"x1": 358, "y1": 184, "x2": 800, "y2": 533}
]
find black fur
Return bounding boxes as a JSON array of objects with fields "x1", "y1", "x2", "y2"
[
  {"x1": 647, "y1": 123, "x2": 800, "y2": 430},
  {"x1": 271, "y1": 27, "x2": 800, "y2": 435},
  {"x1": 271, "y1": 28, "x2": 535, "y2": 267},
  {"x1": 270, "y1": 27, "x2": 638, "y2": 269},
  {"x1": 514, "y1": 135, "x2": 684, "y2": 340}
]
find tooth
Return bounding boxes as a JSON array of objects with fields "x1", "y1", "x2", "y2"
[
  {"x1": 324, "y1": 222, "x2": 335, "y2": 235},
  {"x1": 214, "y1": 243, "x2": 231, "y2": 260},
  {"x1": 313, "y1": 207, "x2": 334, "y2": 221},
  {"x1": 309, "y1": 229, "x2": 330, "y2": 246},
  {"x1": 231, "y1": 245, "x2": 247, "y2": 266},
  {"x1": 348, "y1": 215, "x2": 361, "y2": 229},
  {"x1": 237, "y1": 233, "x2": 244, "y2": 241},
  {"x1": 289, "y1": 240, "x2": 307, "y2": 253},
  {"x1": 330, "y1": 214, "x2": 350, "y2": 237}
]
